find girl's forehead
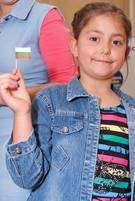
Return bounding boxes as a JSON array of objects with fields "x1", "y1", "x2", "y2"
[
  {"x1": 86, "y1": 14, "x2": 122, "y2": 25},
  {"x1": 82, "y1": 14, "x2": 126, "y2": 35}
]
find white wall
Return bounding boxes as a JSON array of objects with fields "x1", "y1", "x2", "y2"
[
  {"x1": 121, "y1": 50, "x2": 135, "y2": 96},
  {"x1": 129, "y1": 0, "x2": 135, "y2": 35},
  {"x1": 121, "y1": 0, "x2": 135, "y2": 96}
]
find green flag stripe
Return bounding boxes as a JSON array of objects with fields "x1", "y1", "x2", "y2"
[{"x1": 16, "y1": 52, "x2": 31, "y2": 56}]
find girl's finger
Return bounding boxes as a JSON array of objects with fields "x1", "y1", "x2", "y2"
[
  {"x1": 15, "y1": 68, "x2": 25, "y2": 87},
  {"x1": 12, "y1": 68, "x2": 18, "y2": 75},
  {"x1": 0, "y1": 83, "x2": 17, "y2": 108},
  {"x1": 0, "y1": 79, "x2": 19, "y2": 90},
  {"x1": 0, "y1": 73, "x2": 19, "y2": 82}
]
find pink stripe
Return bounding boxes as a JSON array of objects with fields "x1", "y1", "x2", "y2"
[
  {"x1": 98, "y1": 154, "x2": 128, "y2": 166},
  {"x1": 101, "y1": 114, "x2": 127, "y2": 123},
  {"x1": 92, "y1": 199, "x2": 128, "y2": 201}
]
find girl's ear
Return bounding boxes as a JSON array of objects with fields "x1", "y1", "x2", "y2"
[
  {"x1": 70, "y1": 36, "x2": 78, "y2": 57},
  {"x1": 125, "y1": 46, "x2": 130, "y2": 60}
]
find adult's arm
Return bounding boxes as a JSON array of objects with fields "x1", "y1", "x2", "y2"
[
  {"x1": 39, "y1": 8, "x2": 77, "y2": 84},
  {"x1": 27, "y1": 8, "x2": 78, "y2": 100}
]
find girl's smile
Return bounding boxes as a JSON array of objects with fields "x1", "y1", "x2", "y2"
[{"x1": 91, "y1": 58, "x2": 113, "y2": 64}]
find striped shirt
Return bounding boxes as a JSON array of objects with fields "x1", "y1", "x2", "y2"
[{"x1": 92, "y1": 103, "x2": 131, "y2": 201}]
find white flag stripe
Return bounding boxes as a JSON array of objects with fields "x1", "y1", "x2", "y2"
[{"x1": 15, "y1": 47, "x2": 31, "y2": 53}]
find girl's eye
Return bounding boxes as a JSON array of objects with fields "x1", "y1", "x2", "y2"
[
  {"x1": 112, "y1": 40, "x2": 122, "y2": 46},
  {"x1": 89, "y1": 37, "x2": 99, "y2": 42}
]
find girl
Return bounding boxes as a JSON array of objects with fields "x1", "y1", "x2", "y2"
[
  {"x1": 1, "y1": 2, "x2": 135, "y2": 201},
  {"x1": 0, "y1": 0, "x2": 76, "y2": 200}
]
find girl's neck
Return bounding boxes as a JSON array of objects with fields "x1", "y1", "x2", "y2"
[
  {"x1": 80, "y1": 76, "x2": 121, "y2": 107},
  {"x1": 80, "y1": 76, "x2": 112, "y2": 94}
]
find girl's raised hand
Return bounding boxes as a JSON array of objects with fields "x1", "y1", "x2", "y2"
[{"x1": 0, "y1": 68, "x2": 31, "y2": 114}]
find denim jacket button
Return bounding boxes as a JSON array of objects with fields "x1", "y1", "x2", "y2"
[
  {"x1": 15, "y1": 147, "x2": 22, "y2": 155},
  {"x1": 61, "y1": 127, "x2": 69, "y2": 133}
]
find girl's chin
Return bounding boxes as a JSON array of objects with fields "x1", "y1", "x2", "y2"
[{"x1": 92, "y1": 72, "x2": 114, "y2": 80}]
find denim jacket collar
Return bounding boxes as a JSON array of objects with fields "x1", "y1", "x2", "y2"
[
  {"x1": 67, "y1": 77, "x2": 91, "y2": 101},
  {"x1": 9, "y1": 0, "x2": 35, "y2": 20},
  {"x1": 67, "y1": 77, "x2": 135, "y2": 108}
]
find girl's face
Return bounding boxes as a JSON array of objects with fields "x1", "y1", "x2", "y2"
[{"x1": 72, "y1": 14, "x2": 129, "y2": 82}]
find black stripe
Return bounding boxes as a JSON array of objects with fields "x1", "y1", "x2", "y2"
[
  {"x1": 92, "y1": 195, "x2": 131, "y2": 200},
  {"x1": 98, "y1": 149, "x2": 129, "y2": 159},
  {"x1": 97, "y1": 174, "x2": 131, "y2": 183},
  {"x1": 95, "y1": 159, "x2": 130, "y2": 171},
  {"x1": 100, "y1": 120, "x2": 128, "y2": 128},
  {"x1": 100, "y1": 111, "x2": 127, "y2": 118},
  {"x1": 99, "y1": 140, "x2": 129, "y2": 150},
  {"x1": 93, "y1": 184, "x2": 131, "y2": 194},
  {"x1": 100, "y1": 130, "x2": 129, "y2": 139}
]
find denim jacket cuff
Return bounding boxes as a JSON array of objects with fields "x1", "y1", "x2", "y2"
[{"x1": 6, "y1": 130, "x2": 37, "y2": 157}]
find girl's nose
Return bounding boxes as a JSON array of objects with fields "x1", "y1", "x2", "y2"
[{"x1": 100, "y1": 43, "x2": 111, "y2": 56}]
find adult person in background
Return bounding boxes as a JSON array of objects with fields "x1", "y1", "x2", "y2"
[{"x1": 0, "y1": 0, "x2": 77, "y2": 200}]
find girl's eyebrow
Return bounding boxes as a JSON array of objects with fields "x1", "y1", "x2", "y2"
[
  {"x1": 86, "y1": 30, "x2": 126, "y2": 39},
  {"x1": 85, "y1": 30, "x2": 103, "y2": 34},
  {"x1": 110, "y1": 34, "x2": 127, "y2": 41}
]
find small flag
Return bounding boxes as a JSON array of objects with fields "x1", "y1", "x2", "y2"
[{"x1": 15, "y1": 47, "x2": 32, "y2": 60}]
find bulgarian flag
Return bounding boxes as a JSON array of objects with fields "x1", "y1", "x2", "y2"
[{"x1": 15, "y1": 47, "x2": 32, "y2": 60}]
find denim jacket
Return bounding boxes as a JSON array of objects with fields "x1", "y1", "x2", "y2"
[{"x1": 6, "y1": 77, "x2": 135, "y2": 201}]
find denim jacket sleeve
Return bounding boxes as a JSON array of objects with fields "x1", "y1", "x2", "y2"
[{"x1": 6, "y1": 90, "x2": 53, "y2": 190}]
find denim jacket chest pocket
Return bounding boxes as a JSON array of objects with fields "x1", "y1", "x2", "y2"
[
  {"x1": 50, "y1": 110, "x2": 84, "y2": 171},
  {"x1": 51, "y1": 110, "x2": 84, "y2": 135}
]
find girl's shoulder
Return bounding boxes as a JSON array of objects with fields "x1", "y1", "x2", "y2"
[
  {"x1": 35, "y1": 83, "x2": 68, "y2": 103},
  {"x1": 38, "y1": 83, "x2": 67, "y2": 95},
  {"x1": 32, "y1": 84, "x2": 68, "y2": 116},
  {"x1": 119, "y1": 90, "x2": 135, "y2": 108},
  {"x1": 113, "y1": 86, "x2": 135, "y2": 108}
]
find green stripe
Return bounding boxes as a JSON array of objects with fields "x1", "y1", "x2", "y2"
[
  {"x1": 101, "y1": 135, "x2": 128, "y2": 145},
  {"x1": 94, "y1": 178, "x2": 128, "y2": 188},
  {"x1": 16, "y1": 52, "x2": 31, "y2": 56}
]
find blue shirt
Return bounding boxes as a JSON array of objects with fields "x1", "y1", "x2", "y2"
[
  {"x1": 0, "y1": 0, "x2": 53, "y2": 200},
  {"x1": 0, "y1": 0, "x2": 51, "y2": 86},
  {"x1": 6, "y1": 77, "x2": 135, "y2": 201}
]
